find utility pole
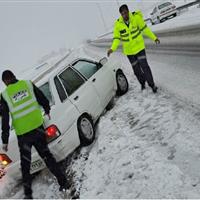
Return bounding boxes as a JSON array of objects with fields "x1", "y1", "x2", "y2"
[
  {"x1": 116, "y1": 0, "x2": 120, "y2": 7},
  {"x1": 96, "y1": 3, "x2": 107, "y2": 32}
]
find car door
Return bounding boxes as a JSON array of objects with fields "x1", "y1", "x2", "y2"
[
  {"x1": 58, "y1": 66, "x2": 103, "y2": 121},
  {"x1": 72, "y1": 59, "x2": 115, "y2": 109},
  {"x1": 42, "y1": 78, "x2": 79, "y2": 134}
]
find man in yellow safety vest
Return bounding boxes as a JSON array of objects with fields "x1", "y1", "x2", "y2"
[
  {"x1": 107, "y1": 4, "x2": 160, "y2": 93},
  {"x1": 1, "y1": 70, "x2": 69, "y2": 199}
]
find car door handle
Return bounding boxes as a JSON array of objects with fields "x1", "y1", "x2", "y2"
[
  {"x1": 92, "y1": 78, "x2": 96, "y2": 82},
  {"x1": 74, "y1": 96, "x2": 79, "y2": 101}
]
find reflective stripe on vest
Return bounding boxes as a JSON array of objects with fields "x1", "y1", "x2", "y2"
[
  {"x1": 132, "y1": 31, "x2": 141, "y2": 40},
  {"x1": 119, "y1": 27, "x2": 141, "y2": 43},
  {"x1": 113, "y1": 37, "x2": 120, "y2": 40},
  {"x1": 140, "y1": 24, "x2": 147, "y2": 32},
  {"x1": 12, "y1": 105, "x2": 39, "y2": 120},
  {"x1": 121, "y1": 39, "x2": 129, "y2": 42},
  {"x1": 131, "y1": 27, "x2": 140, "y2": 35},
  {"x1": 120, "y1": 33, "x2": 129, "y2": 38}
]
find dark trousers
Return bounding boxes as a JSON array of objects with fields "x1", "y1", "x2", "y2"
[
  {"x1": 17, "y1": 126, "x2": 66, "y2": 197},
  {"x1": 127, "y1": 49, "x2": 155, "y2": 88}
]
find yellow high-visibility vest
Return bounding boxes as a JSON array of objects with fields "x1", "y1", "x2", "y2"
[
  {"x1": 2, "y1": 80, "x2": 43, "y2": 135},
  {"x1": 111, "y1": 10, "x2": 157, "y2": 55}
]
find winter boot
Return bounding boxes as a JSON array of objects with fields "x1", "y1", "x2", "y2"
[
  {"x1": 152, "y1": 86, "x2": 158, "y2": 93},
  {"x1": 141, "y1": 84, "x2": 146, "y2": 91},
  {"x1": 24, "y1": 194, "x2": 33, "y2": 199},
  {"x1": 59, "y1": 181, "x2": 71, "y2": 192}
]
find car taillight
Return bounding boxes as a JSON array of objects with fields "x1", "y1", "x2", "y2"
[
  {"x1": 172, "y1": 5, "x2": 176, "y2": 9},
  {"x1": 45, "y1": 125, "x2": 61, "y2": 143},
  {"x1": 0, "y1": 154, "x2": 12, "y2": 168}
]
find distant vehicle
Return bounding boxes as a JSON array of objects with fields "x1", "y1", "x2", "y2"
[
  {"x1": 0, "y1": 57, "x2": 129, "y2": 180},
  {"x1": 151, "y1": 2, "x2": 178, "y2": 25}
]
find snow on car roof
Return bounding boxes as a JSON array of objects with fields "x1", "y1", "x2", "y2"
[
  {"x1": 33, "y1": 56, "x2": 80, "y2": 87},
  {"x1": 34, "y1": 55, "x2": 96, "y2": 87}
]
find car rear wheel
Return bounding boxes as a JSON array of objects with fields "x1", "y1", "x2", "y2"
[
  {"x1": 116, "y1": 70, "x2": 129, "y2": 96},
  {"x1": 78, "y1": 114, "x2": 95, "y2": 146}
]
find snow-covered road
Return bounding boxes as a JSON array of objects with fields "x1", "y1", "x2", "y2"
[
  {"x1": 71, "y1": 46, "x2": 200, "y2": 198},
  {"x1": 2, "y1": 44, "x2": 200, "y2": 198}
]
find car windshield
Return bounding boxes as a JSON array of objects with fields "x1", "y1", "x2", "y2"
[
  {"x1": 158, "y1": 2, "x2": 172, "y2": 9},
  {"x1": 39, "y1": 82, "x2": 53, "y2": 106}
]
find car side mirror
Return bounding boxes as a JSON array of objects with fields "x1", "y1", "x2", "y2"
[{"x1": 99, "y1": 57, "x2": 108, "y2": 66}]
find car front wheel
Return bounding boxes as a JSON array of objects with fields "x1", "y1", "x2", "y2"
[
  {"x1": 116, "y1": 70, "x2": 129, "y2": 96},
  {"x1": 78, "y1": 114, "x2": 95, "y2": 146}
]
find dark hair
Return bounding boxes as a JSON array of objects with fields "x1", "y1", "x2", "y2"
[
  {"x1": 119, "y1": 4, "x2": 129, "y2": 13},
  {"x1": 2, "y1": 70, "x2": 16, "y2": 82}
]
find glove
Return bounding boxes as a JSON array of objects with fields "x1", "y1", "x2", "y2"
[
  {"x1": 155, "y1": 38, "x2": 160, "y2": 44},
  {"x1": 107, "y1": 49, "x2": 113, "y2": 57},
  {"x1": 45, "y1": 112, "x2": 51, "y2": 120},
  {"x1": 2, "y1": 144, "x2": 8, "y2": 152}
]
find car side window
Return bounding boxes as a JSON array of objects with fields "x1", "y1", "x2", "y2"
[
  {"x1": 54, "y1": 76, "x2": 67, "y2": 102},
  {"x1": 72, "y1": 60, "x2": 99, "y2": 79},
  {"x1": 58, "y1": 67, "x2": 85, "y2": 96}
]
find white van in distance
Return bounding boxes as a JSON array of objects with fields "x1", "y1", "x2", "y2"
[{"x1": 151, "y1": 2, "x2": 178, "y2": 24}]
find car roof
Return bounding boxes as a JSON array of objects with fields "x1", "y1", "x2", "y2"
[
  {"x1": 157, "y1": 1, "x2": 172, "y2": 6},
  {"x1": 34, "y1": 56, "x2": 97, "y2": 87}
]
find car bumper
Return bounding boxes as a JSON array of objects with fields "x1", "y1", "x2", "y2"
[{"x1": 5, "y1": 129, "x2": 75, "y2": 180}]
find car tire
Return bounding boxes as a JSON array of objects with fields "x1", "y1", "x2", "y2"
[
  {"x1": 77, "y1": 114, "x2": 95, "y2": 146},
  {"x1": 173, "y1": 13, "x2": 177, "y2": 17},
  {"x1": 116, "y1": 70, "x2": 129, "y2": 96}
]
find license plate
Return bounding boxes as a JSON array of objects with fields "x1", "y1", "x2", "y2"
[
  {"x1": 0, "y1": 169, "x2": 6, "y2": 179},
  {"x1": 31, "y1": 160, "x2": 45, "y2": 172}
]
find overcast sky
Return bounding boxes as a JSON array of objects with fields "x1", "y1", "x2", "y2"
[{"x1": 0, "y1": 0, "x2": 189, "y2": 90}]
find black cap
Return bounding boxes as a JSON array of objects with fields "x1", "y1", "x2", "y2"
[
  {"x1": 119, "y1": 4, "x2": 129, "y2": 13},
  {"x1": 2, "y1": 70, "x2": 16, "y2": 82}
]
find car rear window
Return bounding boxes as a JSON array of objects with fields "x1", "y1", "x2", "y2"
[
  {"x1": 158, "y1": 2, "x2": 172, "y2": 9},
  {"x1": 39, "y1": 82, "x2": 53, "y2": 106}
]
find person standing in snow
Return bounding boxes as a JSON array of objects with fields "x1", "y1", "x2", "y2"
[
  {"x1": 0, "y1": 70, "x2": 69, "y2": 199},
  {"x1": 107, "y1": 4, "x2": 160, "y2": 93}
]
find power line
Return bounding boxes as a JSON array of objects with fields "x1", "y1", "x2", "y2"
[{"x1": 96, "y1": 3, "x2": 108, "y2": 31}]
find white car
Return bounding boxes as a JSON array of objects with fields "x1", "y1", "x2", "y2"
[
  {"x1": 151, "y1": 2, "x2": 177, "y2": 25},
  {"x1": 0, "y1": 57, "x2": 129, "y2": 180}
]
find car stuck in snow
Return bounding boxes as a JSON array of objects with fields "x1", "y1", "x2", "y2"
[{"x1": 0, "y1": 56, "x2": 129, "y2": 180}]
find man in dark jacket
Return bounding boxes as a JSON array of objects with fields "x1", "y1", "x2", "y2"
[{"x1": 1, "y1": 70, "x2": 69, "y2": 199}]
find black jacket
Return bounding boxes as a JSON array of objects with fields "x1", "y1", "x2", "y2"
[{"x1": 0, "y1": 80, "x2": 50, "y2": 144}]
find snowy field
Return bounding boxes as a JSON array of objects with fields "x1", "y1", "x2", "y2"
[{"x1": 1, "y1": 6, "x2": 200, "y2": 199}]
